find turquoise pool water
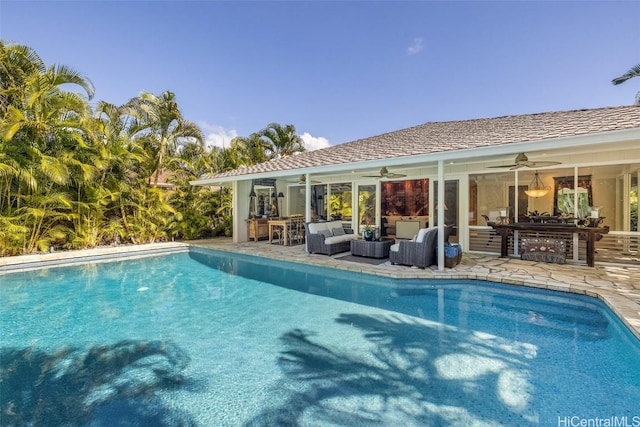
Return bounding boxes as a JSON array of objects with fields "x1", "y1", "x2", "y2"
[{"x1": 1, "y1": 247, "x2": 639, "y2": 426}]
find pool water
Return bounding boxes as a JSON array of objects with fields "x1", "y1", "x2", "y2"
[{"x1": 1, "y1": 247, "x2": 639, "y2": 426}]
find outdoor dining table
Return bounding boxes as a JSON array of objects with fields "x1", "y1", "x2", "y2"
[
  {"x1": 268, "y1": 218, "x2": 305, "y2": 246},
  {"x1": 268, "y1": 219, "x2": 289, "y2": 245}
]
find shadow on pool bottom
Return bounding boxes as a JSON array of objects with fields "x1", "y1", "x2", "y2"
[{"x1": 0, "y1": 339, "x2": 195, "y2": 426}]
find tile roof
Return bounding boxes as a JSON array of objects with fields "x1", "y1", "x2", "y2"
[{"x1": 202, "y1": 105, "x2": 640, "y2": 180}]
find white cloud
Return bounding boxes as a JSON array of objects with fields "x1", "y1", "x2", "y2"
[
  {"x1": 198, "y1": 122, "x2": 330, "y2": 153},
  {"x1": 407, "y1": 37, "x2": 424, "y2": 55},
  {"x1": 300, "y1": 132, "x2": 331, "y2": 151},
  {"x1": 199, "y1": 122, "x2": 238, "y2": 150}
]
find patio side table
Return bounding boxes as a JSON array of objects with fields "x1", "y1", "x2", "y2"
[{"x1": 350, "y1": 238, "x2": 395, "y2": 259}]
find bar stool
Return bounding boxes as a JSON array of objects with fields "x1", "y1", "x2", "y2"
[
  {"x1": 288, "y1": 218, "x2": 304, "y2": 245},
  {"x1": 295, "y1": 219, "x2": 306, "y2": 244},
  {"x1": 272, "y1": 224, "x2": 285, "y2": 244}
]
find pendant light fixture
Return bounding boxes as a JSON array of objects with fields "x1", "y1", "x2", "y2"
[{"x1": 524, "y1": 171, "x2": 550, "y2": 198}]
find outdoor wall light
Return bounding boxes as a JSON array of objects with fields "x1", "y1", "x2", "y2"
[{"x1": 278, "y1": 192, "x2": 284, "y2": 217}]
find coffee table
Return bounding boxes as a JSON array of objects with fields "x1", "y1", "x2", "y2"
[{"x1": 350, "y1": 238, "x2": 395, "y2": 259}]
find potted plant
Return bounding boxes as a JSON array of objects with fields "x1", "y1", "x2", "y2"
[
  {"x1": 362, "y1": 223, "x2": 375, "y2": 241},
  {"x1": 361, "y1": 213, "x2": 376, "y2": 241}
]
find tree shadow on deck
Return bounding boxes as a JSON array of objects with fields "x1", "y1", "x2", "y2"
[
  {"x1": 0, "y1": 339, "x2": 195, "y2": 426},
  {"x1": 245, "y1": 313, "x2": 539, "y2": 426}
]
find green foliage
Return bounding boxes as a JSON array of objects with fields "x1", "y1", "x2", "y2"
[
  {"x1": 0, "y1": 215, "x2": 28, "y2": 256},
  {"x1": 0, "y1": 41, "x2": 308, "y2": 256},
  {"x1": 212, "y1": 214, "x2": 233, "y2": 237},
  {"x1": 259, "y1": 123, "x2": 306, "y2": 159}
]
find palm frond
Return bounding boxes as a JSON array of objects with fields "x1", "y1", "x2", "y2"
[
  {"x1": 40, "y1": 154, "x2": 71, "y2": 185},
  {"x1": 612, "y1": 64, "x2": 640, "y2": 85},
  {"x1": 46, "y1": 64, "x2": 95, "y2": 99}
]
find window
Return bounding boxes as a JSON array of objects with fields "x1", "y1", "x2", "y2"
[
  {"x1": 358, "y1": 184, "x2": 377, "y2": 226},
  {"x1": 329, "y1": 183, "x2": 352, "y2": 221},
  {"x1": 632, "y1": 174, "x2": 638, "y2": 232},
  {"x1": 553, "y1": 176, "x2": 592, "y2": 217},
  {"x1": 381, "y1": 179, "x2": 428, "y2": 216}
]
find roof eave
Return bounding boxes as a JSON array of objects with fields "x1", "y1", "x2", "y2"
[{"x1": 190, "y1": 127, "x2": 640, "y2": 186}]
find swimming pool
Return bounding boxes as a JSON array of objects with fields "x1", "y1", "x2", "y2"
[{"x1": 1, "y1": 247, "x2": 639, "y2": 426}]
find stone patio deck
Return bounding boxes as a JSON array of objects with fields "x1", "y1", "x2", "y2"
[{"x1": 1, "y1": 238, "x2": 638, "y2": 340}]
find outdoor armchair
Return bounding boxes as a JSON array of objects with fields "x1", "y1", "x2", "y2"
[{"x1": 389, "y1": 225, "x2": 454, "y2": 269}]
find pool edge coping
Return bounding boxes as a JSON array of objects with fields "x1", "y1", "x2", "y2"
[{"x1": 0, "y1": 242, "x2": 189, "y2": 274}]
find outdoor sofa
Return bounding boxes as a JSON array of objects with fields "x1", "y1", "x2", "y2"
[{"x1": 305, "y1": 221, "x2": 356, "y2": 255}]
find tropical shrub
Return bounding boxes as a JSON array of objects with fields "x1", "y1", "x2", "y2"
[{"x1": 1, "y1": 40, "x2": 306, "y2": 256}]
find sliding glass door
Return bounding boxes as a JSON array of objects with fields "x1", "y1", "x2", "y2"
[{"x1": 357, "y1": 184, "x2": 377, "y2": 230}]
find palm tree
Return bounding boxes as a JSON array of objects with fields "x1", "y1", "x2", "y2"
[
  {"x1": 0, "y1": 61, "x2": 95, "y2": 164},
  {"x1": 1, "y1": 41, "x2": 226, "y2": 252},
  {"x1": 73, "y1": 100, "x2": 148, "y2": 246},
  {"x1": 125, "y1": 91, "x2": 204, "y2": 187},
  {"x1": 165, "y1": 143, "x2": 220, "y2": 240},
  {"x1": 259, "y1": 123, "x2": 305, "y2": 160},
  {"x1": 612, "y1": 63, "x2": 640, "y2": 105},
  {"x1": 93, "y1": 101, "x2": 147, "y2": 183},
  {"x1": 1, "y1": 42, "x2": 51, "y2": 205},
  {"x1": 0, "y1": 41, "x2": 45, "y2": 115},
  {"x1": 230, "y1": 133, "x2": 269, "y2": 165},
  {"x1": 208, "y1": 145, "x2": 244, "y2": 173},
  {"x1": 0, "y1": 46, "x2": 96, "y2": 252}
]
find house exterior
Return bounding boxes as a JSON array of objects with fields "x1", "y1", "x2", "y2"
[{"x1": 191, "y1": 105, "x2": 640, "y2": 267}]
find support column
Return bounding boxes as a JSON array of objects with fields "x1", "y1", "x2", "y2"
[
  {"x1": 437, "y1": 160, "x2": 445, "y2": 271},
  {"x1": 232, "y1": 180, "x2": 251, "y2": 243}
]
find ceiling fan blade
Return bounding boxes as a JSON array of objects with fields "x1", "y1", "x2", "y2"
[
  {"x1": 528, "y1": 161, "x2": 561, "y2": 168},
  {"x1": 363, "y1": 167, "x2": 405, "y2": 178},
  {"x1": 488, "y1": 153, "x2": 562, "y2": 169},
  {"x1": 487, "y1": 164, "x2": 517, "y2": 168}
]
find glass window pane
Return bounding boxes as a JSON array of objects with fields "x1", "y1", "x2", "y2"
[
  {"x1": 358, "y1": 184, "x2": 377, "y2": 225},
  {"x1": 632, "y1": 174, "x2": 638, "y2": 232},
  {"x1": 311, "y1": 184, "x2": 327, "y2": 220},
  {"x1": 434, "y1": 180, "x2": 458, "y2": 227},
  {"x1": 288, "y1": 186, "x2": 306, "y2": 216},
  {"x1": 467, "y1": 172, "x2": 511, "y2": 225},
  {"x1": 329, "y1": 183, "x2": 352, "y2": 221},
  {"x1": 381, "y1": 179, "x2": 429, "y2": 217},
  {"x1": 578, "y1": 164, "x2": 639, "y2": 232}
]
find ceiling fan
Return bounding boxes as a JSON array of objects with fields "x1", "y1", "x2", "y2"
[
  {"x1": 487, "y1": 153, "x2": 561, "y2": 170},
  {"x1": 363, "y1": 167, "x2": 407, "y2": 179},
  {"x1": 297, "y1": 174, "x2": 320, "y2": 184}
]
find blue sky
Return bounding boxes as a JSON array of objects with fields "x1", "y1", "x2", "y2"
[{"x1": 2, "y1": 1, "x2": 639, "y2": 151}]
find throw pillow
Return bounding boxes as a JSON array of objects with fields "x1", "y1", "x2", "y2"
[
  {"x1": 416, "y1": 227, "x2": 432, "y2": 243},
  {"x1": 332, "y1": 227, "x2": 345, "y2": 236},
  {"x1": 416, "y1": 227, "x2": 438, "y2": 243},
  {"x1": 318, "y1": 229, "x2": 333, "y2": 239}
]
